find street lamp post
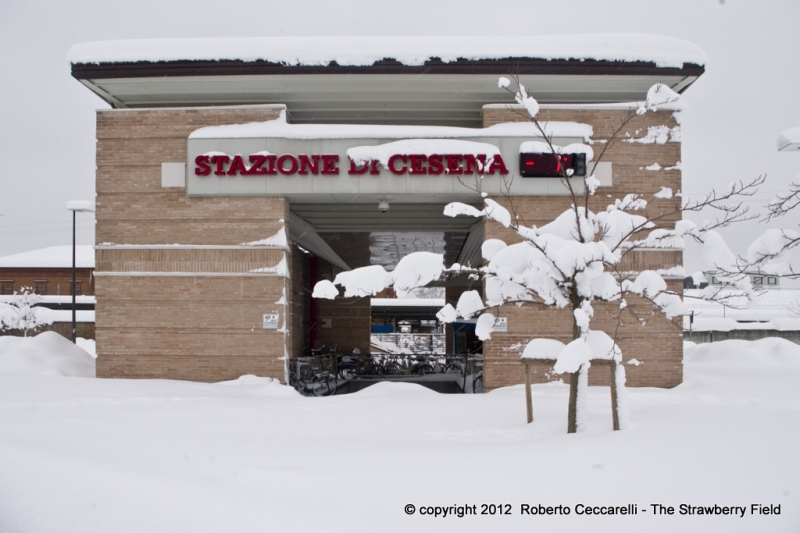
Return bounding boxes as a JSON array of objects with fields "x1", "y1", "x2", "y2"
[{"x1": 66, "y1": 201, "x2": 95, "y2": 344}]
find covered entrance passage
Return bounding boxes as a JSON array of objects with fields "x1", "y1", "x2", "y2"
[{"x1": 287, "y1": 200, "x2": 485, "y2": 395}]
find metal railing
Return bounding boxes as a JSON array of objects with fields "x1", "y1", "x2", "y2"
[{"x1": 288, "y1": 351, "x2": 484, "y2": 395}]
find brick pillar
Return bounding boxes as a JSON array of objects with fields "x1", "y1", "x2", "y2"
[{"x1": 480, "y1": 104, "x2": 685, "y2": 389}]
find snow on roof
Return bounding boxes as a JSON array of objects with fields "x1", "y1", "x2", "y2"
[
  {"x1": 67, "y1": 34, "x2": 707, "y2": 69},
  {"x1": 189, "y1": 111, "x2": 593, "y2": 140},
  {"x1": 688, "y1": 271, "x2": 707, "y2": 285},
  {"x1": 66, "y1": 200, "x2": 95, "y2": 212},
  {"x1": 687, "y1": 316, "x2": 800, "y2": 332},
  {"x1": 684, "y1": 288, "x2": 800, "y2": 322},
  {"x1": 0, "y1": 246, "x2": 94, "y2": 269},
  {"x1": 777, "y1": 127, "x2": 800, "y2": 151}
]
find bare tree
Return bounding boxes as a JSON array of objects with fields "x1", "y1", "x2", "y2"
[
  {"x1": 313, "y1": 79, "x2": 763, "y2": 433},
  {"x1": 707, "y1": 131, "x2": 800, "y2": 280}
]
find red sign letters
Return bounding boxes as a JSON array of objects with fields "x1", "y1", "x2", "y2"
[{"x1": 194, "y1": 153, "x2": 509, "y2": 177}]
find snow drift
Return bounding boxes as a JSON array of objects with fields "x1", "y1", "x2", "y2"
[{"x1": 0, "y1": 332, "x2": 95, "y2": 377}]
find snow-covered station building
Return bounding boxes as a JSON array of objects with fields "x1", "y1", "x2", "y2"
[{"x1": 68, "y1": 35, "x2": 705, "y2": 390}]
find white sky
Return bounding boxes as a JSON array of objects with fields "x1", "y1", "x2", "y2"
[{"x1": 1, "y1": 0, "x2": 799, "y2": 274}]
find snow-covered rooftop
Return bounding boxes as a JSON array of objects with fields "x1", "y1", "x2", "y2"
[
  {"x1": 777, "y1": 127, "x2": 800, "y2": 152},
  {"x1": 69, "y1": 34, "x2": 705, "y2": 126},
  {"x1": 684, "y1": 288, "x2": 800, "y2": 323},
  {"x1": 189, "y1": 111, "x2": 592, "y2": 140},
  {"x1": 68, "y1": 34, "x2": 707, "y2": 68},
  {"x1": 0, "y1": 246, "x2": 94, "y2": 269}
]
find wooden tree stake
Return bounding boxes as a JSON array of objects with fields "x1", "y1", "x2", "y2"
[{"x1": 524, "y1": 360, "x2": 533, "y2": 423}]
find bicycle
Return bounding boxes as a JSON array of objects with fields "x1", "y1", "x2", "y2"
[
  {"x1": 472, "y1": 370, "x2": 484, "y2": 393},
  {"x1": 336, "y1": 348, "x2": 379, "y2": 379},
  {"x1": 469, "y1": 357, "x2": 484, "y2": 393},
  {"x1": 409, "y1": 355, "x2": 436, "y2": 375},
  {"x1": 442, "y1": 355, "x2": 466, "y2": 376},
  {"x1": 290, "y1": 356, "x2": 338, "y2": 397}
]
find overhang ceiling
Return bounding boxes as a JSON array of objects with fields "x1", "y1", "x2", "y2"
[
  {"x1": 289, "y1": 203, "x2": 483, "y2": 271},
  {"x1": 290, "y1": 202, "x2": 479, "y2": 233},
  {"x1": 322, "y1": 231, "x2": 467, "y2": 271}
]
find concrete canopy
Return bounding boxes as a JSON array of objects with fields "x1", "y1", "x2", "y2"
[{"x1": 69, "y1": 36, "x2": 704, "y2": 127}]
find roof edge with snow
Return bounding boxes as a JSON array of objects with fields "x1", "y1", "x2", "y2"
[
  {"x1": 68, "y1": 34, "x2": 707, "y2": 76},
  {"x1": 0, "y1": 246, "x2": 95, "y2": 269},
  {"x1": 68, "y1": 35, "x2": 705, "y2": 126}
]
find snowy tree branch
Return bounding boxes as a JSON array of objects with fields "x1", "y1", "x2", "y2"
[{"x1": 764, "y1": 181, "x2": 800, "y2": 221}]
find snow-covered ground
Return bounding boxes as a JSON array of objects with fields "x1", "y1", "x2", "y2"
[{"x1": 0, "y1": 334, "x2": 797, "y2": 532}]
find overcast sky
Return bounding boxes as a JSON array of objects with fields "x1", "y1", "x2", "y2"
[{"x1": 1, "y1": 0, "x2": 799, "y2": 273}]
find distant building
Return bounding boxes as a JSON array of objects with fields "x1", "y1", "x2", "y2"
[
  {"x1": 683, "y1": 272, "x2": 709, "y2": 290},
  {"x1": 702, "y1": 269, "x2": 780, "y2": 290},
  {"x1": 0, "y1": 246, "x2": 96, "y2": 340},
  {"x1": 683, "y1": 288, "x2": 800, "y2": 345},
  {"x1": 0, "y1": 246, "x2": 95, "y2": 296}
]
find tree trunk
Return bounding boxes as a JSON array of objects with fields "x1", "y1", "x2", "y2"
[
  {"x1": 567, "y1": 371, "x2": 579, "y2": 433},
  {"x1": 567, "y1": 291, "x2": 582, "y2": 434},
  {"x1": 525, "y1": 361, "x2": 533, "y2": 423},
  {"x1": 610, "y1": 361, "x2": 620, "y2": 431}
]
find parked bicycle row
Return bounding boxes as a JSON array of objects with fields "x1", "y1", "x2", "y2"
[{"x1": 288, "y1": 349, "x2": 484, "y2": 397}]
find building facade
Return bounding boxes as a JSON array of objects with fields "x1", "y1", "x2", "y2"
[
  {"x1": 0, "y1": 246, "x2": 96, "y2": 339},
  {"x1": 69, "y1": 35, "x2": 704, "y2": 388},
  {"x1": 0, "y1": 246, "x2": 94, "y2": 297}
]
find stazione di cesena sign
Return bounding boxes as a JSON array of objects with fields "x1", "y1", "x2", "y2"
[
  {"x1": 194, "y1": 152, "x2": 509, "y2": 177},
  {"x1": 185, "y1": 136, "x2": 584, "y2": 198}
]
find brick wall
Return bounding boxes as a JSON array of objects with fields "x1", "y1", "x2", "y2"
[
  {"x1": 482, "y1": 105, "x2": 682, "y2": 224},
  {"x1": 95, "y1": 248, "x2": 286, "y2": 273},
  {"x1": 96, "y1": 106, "x2": 286, "y2": 245},
  {"x1": 290, "y1": 244, "x2": 312, "y2": 358},
  {"x1": 482, "y1": 284, "x2": 684, "y2": 390},
  {"x1": 95, "y1": 106, "x2": 291, "y2": 383},
  {"x1": 312, "y1": 258, "x2": 371, "y2": 354},
  {"x1": 480, "y1": 105, "x2": 684, "y2": 390},
  {"x1": 94, "y1": 102, "x2": 686, "y2": 388},
  {"x1": 95, "y1": 275, "x2": 288, "y2": 381}
]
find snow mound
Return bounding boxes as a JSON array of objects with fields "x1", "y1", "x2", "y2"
[
  {"x1": 685, "y1": 337, "x2": 800, "y2": 369},
  {"x1": 217, "y1": 374, "x2": 280, "y2": 386},
  {"x1": 216, "y1": 374, "x2": 299, "y2": 397},
  {"x1": 353, "y1": 381, "x2": 439, "y2": 397},
  {"x1": 76, "y1": 338, "x2": 96, "y2": 359},
  {"x1": 521, "y1": 338, "x2": 565, "y2": 359},
  {"x1": 0, "y1": 332, "x2": 95, "y2": 377}
]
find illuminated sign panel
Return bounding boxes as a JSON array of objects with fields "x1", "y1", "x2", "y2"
[{"x1": 519, "y1": 153, "x2": 586, "y2": 178}]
